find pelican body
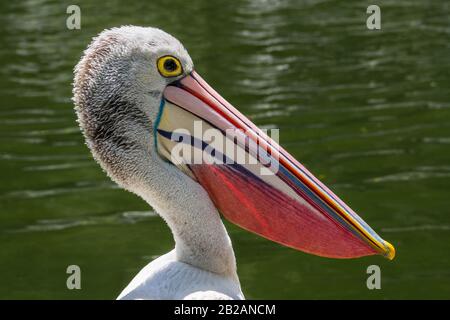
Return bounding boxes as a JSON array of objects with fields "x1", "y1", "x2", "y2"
[{"x1": 73, "y1": 26, "x2": 394, "y2": 300}]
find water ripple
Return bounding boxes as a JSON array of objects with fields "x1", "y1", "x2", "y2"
[
  {"x1": 0, "y1": 117, "x2": 67, "y2": 125},
  {"x1": 0, "y1": 153, "x2": 88, "y2": 162},
  {"x1": 423, "y1": 137, "x2": 450, "y2": 144},
  {"x1": 10, "y1": 127, "x2": 80, "y2": 137},
  {"x1": 332, "y1": 149, "x2": 405, "y2": 160},
  {"x1": 367, "y1": 168, "x2": 450, "y2": 183},
  {"x1": 23, "y1": 162, "x2": 92, "y2": 172},
  {"x1": 382, "y1": 225, "x2": 450, "y2": 233},
  {"x1": 2, "y1": 181, "x2": 118, "y2": 199},
  {"x1": 8, "y1": 211, "x2": 157, "y2": 233}
]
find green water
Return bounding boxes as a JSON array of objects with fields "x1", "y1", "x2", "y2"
[{"x1": 1, "y1": 0, "x2": 449, "y2": 299}]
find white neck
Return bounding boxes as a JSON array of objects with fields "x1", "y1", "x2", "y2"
[{"x1": 135, "y1": 151, "x2": 239, "y2": 281}]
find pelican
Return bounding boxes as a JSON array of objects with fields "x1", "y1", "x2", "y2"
[{"x1": 73, "y1": 26, "x2": 395, "y2": 300}]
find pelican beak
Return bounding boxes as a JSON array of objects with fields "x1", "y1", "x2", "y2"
[{"x1": 155, "y1": 71, "x2": 395, "y2": 260}]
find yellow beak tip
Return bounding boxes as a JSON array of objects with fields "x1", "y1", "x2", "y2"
[{"x1": 383, "y1": 241, "x2": 396, "y2": 260}]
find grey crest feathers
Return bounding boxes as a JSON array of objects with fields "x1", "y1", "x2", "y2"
[{"x1": 72, "y1": 26, "x2": 193, "y2": 187}]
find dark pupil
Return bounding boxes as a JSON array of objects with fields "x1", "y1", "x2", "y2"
[{"x1": 164, "y1": 59, "x2": 177, "y2": 72}]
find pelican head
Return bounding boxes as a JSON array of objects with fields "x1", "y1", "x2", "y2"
[
  {"x1": 73, "y1": 26, "x2": 394, "y2": 286},
  {"x1": 74, "y1": 26, "x2": 193, "y2": 188}
]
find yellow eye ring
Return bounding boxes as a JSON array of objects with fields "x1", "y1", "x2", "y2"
[{"x1": 157, "y1": 55, "x2": 183, "y2": 78}]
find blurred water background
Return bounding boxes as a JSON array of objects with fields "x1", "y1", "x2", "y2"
[{"x1": 0, "y1": 0, "x2": 449, "y2": 299}]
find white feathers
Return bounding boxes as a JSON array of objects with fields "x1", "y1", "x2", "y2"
[{"x1": 118, "y1": 250, "x2": 243, "y2": 300}]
